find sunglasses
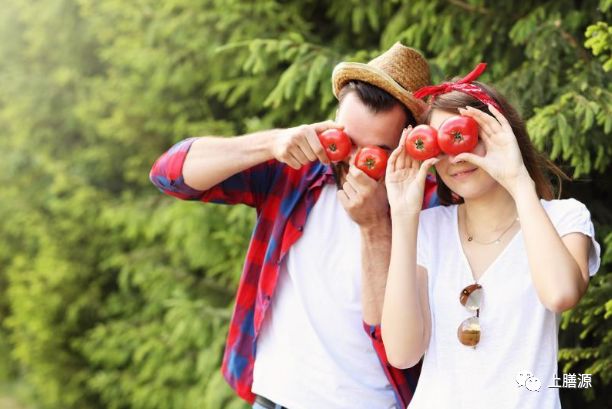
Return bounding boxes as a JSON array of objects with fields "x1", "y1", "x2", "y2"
[{"x1": 458, "y1": 283, "x2": 483, "y2": 347}]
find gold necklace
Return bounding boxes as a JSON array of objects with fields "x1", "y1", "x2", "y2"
[{"x1": 464, "y1": 212, "x2": 519, "y2": 245}]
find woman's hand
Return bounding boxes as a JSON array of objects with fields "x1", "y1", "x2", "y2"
[
  {"x1": 452, "y1": 104, "x2": 533, "y2": 196},
  {"x1": 385, "y1": 127, "x2": 439, "y2": 216}
]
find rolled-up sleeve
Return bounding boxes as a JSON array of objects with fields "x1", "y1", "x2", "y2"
[{"x1": 149, "y1": 137, "x2": 276, "y2": 208}]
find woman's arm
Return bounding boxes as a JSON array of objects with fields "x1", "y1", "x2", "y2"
[
  {"x1": 381, "y1": 212, "x2": 431, "y2": 369},
  {"x1": 511, "y1": 176, "x2": 591, "y2": 313}
]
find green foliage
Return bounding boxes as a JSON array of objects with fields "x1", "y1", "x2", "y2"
[
  {"x1": 585, "y1": 21, "x2": 612, "y2": 71},
  {"x1": 0, "y1": 0, "x2": 610, "y2": 408}
]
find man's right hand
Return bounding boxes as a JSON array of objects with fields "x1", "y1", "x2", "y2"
[{"x1": 270, "y1": 120, "x2": 344, "y2": 169}]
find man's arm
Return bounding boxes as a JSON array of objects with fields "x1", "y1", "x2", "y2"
[
  {"x1": 337, "y1": 165, "x2": 391, "y2": 325},
  {"x1": 360, "y1": 219, "x2": 392, "y2": 325},
  {"x1": 182, "y1": 121, "x2": 338, "y2": 191},
  {"x1": 150, "y1": 121, "x2": 341, "y2": 204}
]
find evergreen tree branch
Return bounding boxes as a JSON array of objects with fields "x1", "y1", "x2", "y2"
[
  {"x1": 554, "y1": 20, "x2": 592, "y2": 62},
  {"x1": 446, "y1": 0, "x2": 491, "y2": 15}
]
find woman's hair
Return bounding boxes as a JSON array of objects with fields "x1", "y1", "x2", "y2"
[{"x1": 428, "y1": 80, "x2": 569, "y2": 205}]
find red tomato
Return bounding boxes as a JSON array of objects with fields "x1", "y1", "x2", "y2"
[
  {"x1": 405, "y1": 125, "x2": 440, "y2": 161},
  {"x1": 318, "y1": 129, "x2": 352, "y2": 162},
  {"x1": 437, "y1": 116, "x2": 479, "y2": 156},
  {"x1": 355, "y1": 146, "x2": 389, "y2": 180}
]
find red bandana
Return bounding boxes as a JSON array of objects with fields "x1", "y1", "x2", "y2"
[{"x1": 413, "y1": 63, "x2": 502, "y2": 112}]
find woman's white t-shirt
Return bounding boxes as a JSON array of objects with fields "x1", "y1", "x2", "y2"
[{"x1": 407, "y1": 199, "x2": 601, "y2": 409}]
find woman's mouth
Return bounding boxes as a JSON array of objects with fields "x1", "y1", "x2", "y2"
[{"x1": 451, "y1": 168, "x2": 478, "y2": 179}]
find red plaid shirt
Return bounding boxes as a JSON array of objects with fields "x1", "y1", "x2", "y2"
[{"x1": 150, "y1": 137, "x2": 439, "y2": 407}]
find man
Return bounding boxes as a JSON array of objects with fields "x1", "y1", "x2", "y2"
[{"x1": 150, "y1": 42, "x2": 437, "y2": 408}]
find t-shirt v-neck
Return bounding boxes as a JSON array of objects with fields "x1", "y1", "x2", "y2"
[{"x1": 453, "y1": 205, "x2": 521, "y2": 284}]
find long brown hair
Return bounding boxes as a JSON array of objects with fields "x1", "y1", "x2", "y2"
[{"x1": 428, "y1": 80, "x2": 569, "y2": 205}]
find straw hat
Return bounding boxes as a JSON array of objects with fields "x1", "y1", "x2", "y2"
[{"x1": 332, "y1": 42, "x2": 430, "y2": 119}]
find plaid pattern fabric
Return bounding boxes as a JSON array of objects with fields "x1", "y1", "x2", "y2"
[{"x1": 150, "y1": 137, "x2": 439, "y2": 407}]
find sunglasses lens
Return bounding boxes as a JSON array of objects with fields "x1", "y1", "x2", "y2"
[
  {"x1": 457, "y1": 316, "x2": 480, "y2": 346},
  {"x1": 460, "y1": 284, "x2": 483, "y2": 312}
]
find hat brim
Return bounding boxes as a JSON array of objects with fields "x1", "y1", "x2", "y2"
[{"x1": 332, "y1": 62, "x2": 428, "y2": 121}]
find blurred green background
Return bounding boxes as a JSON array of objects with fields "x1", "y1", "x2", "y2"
[{"x1": 0, "y1": 0, "x2": 610, "y2": 408}]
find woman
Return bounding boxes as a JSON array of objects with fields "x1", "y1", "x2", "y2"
[{"x1": 381, "y1": 67, "x2": 601, "y2": 409}]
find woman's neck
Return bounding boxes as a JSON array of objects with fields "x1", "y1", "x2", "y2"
[{"x1": 460, "y1": 185, "x2": 518, "y2": 233}]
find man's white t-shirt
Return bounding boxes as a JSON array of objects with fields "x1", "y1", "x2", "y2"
[
  {"x1": 252, "y1": 183, "x2": 397, "y2": 409},
  {"x1": 407, "y1": 199, "x2": 601, "y2": 409}
]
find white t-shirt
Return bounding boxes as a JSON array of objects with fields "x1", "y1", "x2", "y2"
[
  {"x1": 252, "y1": 184, "x2": 397, "y2": 409},
  {"x1": 407, "y1": 199, "x2": 601, "y2": 409}
]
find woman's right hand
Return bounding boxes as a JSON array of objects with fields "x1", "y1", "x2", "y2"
[{"x1": 385, "y1": 127, "x2": 439, "y2": 216}]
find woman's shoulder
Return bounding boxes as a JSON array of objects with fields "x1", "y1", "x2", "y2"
[
  {"x1": 540, "y1": 198, "x2": 593, "y2": 230},
  {"x1": 540, "y1": 197, "x2": 590, "y2": 217},
  {"x1": 419, "y1": 204, "x2": 456, "y2": 227}
]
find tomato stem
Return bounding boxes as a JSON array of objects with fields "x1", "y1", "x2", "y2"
[{"x1": 452, "y1": 131, "x2": 464, "y2": 143}]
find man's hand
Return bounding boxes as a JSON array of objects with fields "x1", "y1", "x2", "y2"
[
  {"x1": 337, "y1": 165, "x2": 389, "y2": 227},
  {"x1": 270, "y1": 120, "x2": 344, "y2": 169}
]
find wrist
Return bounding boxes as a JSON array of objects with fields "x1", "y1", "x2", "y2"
[
  {"x1": 390, "y1": 209, "x2": 420, "y2": 224},
  {"x1": 360, "y1": 215, "x2": 391, "y2": 235},
  {"x1": 260, "y1": 128, "x2": 283, "y2": 160},
  {"x1": 506, "y1": 167, "x2": 536, "y2": 199}
]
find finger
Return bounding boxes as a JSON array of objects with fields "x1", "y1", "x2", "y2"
[
  {"x1": 282, "y1": 154, "x2": 301, "y2": 170},
  {"x1": 417, "y1": 157, "x2": 440, "y2": 181},
  {"x1": 387, "y1": 130, "x2": 408, "y2": 174},
  {"x1": 345, "y1": 173, "x2": 363, "y2": 196},
  {"x1": 289, "y1": 146, "x2": 310, "y2": 165},
  {"x1": 337, "y1": 190, "x2": 350, "y2": 209},
  {"x1": 348, "y1": 165, "x2": 376, "y2": 189},
  {"x1": 409, "y1": 154, "x2": 420, "y2": 171},
  {"x1": 386, "y1": 145, "x2": 401, "y2": 175},
  {"x1": 452, "y1": 152, "x2": 485, "y2": 168},
  {"x1": 313, "y1": 120, "x2": 344, "y2": 133},
  {"x1": 487, "y1": 104, "x2": 513, "y2": 133},
  {"x1": 397, "y1": 127, "x2": 411, "y2": 170},
  {"x1": 304, "y1": 128, "x2": 330, "y2": 164},
  {"x1": 342, "y1": 180, "x2": 359, "y2": 200},
  {"x1": 295, "y1": 133, "x2": 319, "y2": 162},
  {"x1": 462, "y1": 106, "x2": 498, "y2": 136},
  {"x1": 460, "y1": 108, "x2": 492, "y2": 143}
]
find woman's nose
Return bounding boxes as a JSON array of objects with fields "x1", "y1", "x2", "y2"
[{"x1": 446, "y1": 153, "x2": 464, "y2": 163}]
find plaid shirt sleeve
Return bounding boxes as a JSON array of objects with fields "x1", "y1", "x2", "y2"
[
  {"x1": 363, "y1": 323, "x2": 422, "y2": 408},
  {"x1": 364, "y1": 173, "x2": 438, "y2": 408},
  {"x1": 149, "y1": 137, "x2": 276, "y2": 207}
]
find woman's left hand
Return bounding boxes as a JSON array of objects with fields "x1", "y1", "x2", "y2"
[{"x1": 453, "y1": 104, "x2": 533, "y2": 195}]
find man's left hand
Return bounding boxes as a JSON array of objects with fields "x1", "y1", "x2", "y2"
[{"x1": 337, "y1": 165, "x2": 389, "y2": 226}]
